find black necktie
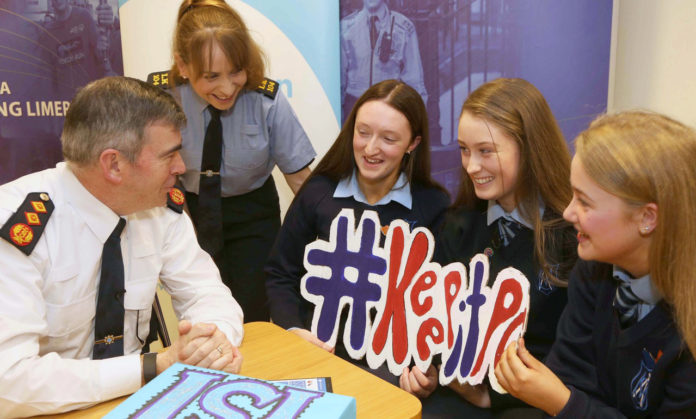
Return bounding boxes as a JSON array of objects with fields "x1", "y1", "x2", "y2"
[
  {"x1": 369, "y1": 15, "x2": 379, "y2": 50},
  {"x1": 497, "y1": 217, "x2": 522, "y2": 247},
  {"x1": 93, "y1": 218, "x2": 126, "y2": 359},
  {"x1": 197, "y1": 106, "x2": 224, "y2": 256},
  {"x1": 613, "y1": 277, "x2": 642, "y2": 327}
]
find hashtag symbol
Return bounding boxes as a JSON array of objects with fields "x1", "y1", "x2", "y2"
[{"x1": 302, "y1": 209, "x2": 386, "y2": 351}]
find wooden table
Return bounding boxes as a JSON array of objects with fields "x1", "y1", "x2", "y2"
[{"x1": 40, "y1": 322, "x2": 421, "y2": 418}]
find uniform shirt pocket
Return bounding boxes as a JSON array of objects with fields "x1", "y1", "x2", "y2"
[
  {"x1": 123, "y1": 279, "x2": 157, "y2": 349},
  {"x1": 224, "y1": 124, "x2": 269, "y2": 170},
  {"x1": 47, "y1": 263, "x2": 80, "y2": 283},
  {"x1": 43, "y1": 262, "x2": 88, "y2": 309},
  {"x1": 130, "y1": 239, "x2": 160, "y2": 280},
  {"x1": 44, "y1": 291, "x2": 95, "y2": 337}
]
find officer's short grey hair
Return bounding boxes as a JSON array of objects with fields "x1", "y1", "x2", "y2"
[{"x1": 61, "y1": 76, "x2": 186, "y2": 165}]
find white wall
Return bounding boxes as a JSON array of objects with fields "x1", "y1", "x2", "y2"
[{"x1": 610, "y1": 0, "x2": 696, "y2": 126}]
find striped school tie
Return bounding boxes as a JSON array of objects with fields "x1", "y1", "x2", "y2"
[
  {"x1": 497, "y1": 217, "x2": 522, "y2": 247},
  {"x1": 613, "y1": 277, "x2": 641, "y2": 327}
]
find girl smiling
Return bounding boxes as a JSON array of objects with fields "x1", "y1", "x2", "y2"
[
  {"x1": 495, "y1": 111, "x2": 696, "y2": 417},
  {"x1": 405, "y1": 78, "x2": 577, "y2": 418}
]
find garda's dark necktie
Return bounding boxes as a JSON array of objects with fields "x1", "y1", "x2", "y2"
[
  {"x1": 613, "y1": 277, "x2": 642, "y2": 327},
  {"x1": 497, "y1": 217, "x2": 522, "y2": 247},
  {"x1": 369, "y1": 15, "x2": 379, "y2": 50},
  {"x1": 197, "y1": 105, "x2": 224, "y2": 256},
  {"x1": 93, "y1": 217, "x2": 126, "y2": 359}
]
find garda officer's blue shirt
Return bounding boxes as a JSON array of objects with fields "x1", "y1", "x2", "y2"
[
  {"x1": 340, "y1": 4, "x2": 427, "y2": 102},
  {"x1": 176, "y1": 83, "x2": 316, "y2": 197},
  {"x1": 333, "y1": 170, "x2": 412, "y2": 209}
]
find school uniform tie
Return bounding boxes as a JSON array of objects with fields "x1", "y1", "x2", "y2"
[
  {"x1": 197, "y1": 105, "x2": 224, "y2": 256},
  {"x1": 497, "y1": 217, "x2": 522, "y2": 247},
  {"x1": 93, "y1": 217, "x2": 126, "y2": 359},
  {"x1": 613, "y1": 277, "x2": 642, "y2": 327}
]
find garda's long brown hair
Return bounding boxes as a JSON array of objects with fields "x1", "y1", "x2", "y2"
[
  {"x1": 576, "y1": 110, "x2": 696, "y2": 356},
  {"x1": 171, "y1": 0, "x2": 265, "y2": 89},
  {"x1": 455, "y1": 78, "x2": 573, "y2": 285}
]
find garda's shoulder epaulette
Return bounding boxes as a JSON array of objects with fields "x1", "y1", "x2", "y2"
[
  {"x1": 392, "y1": 11, "x2": 415, "y2": 32},
  {"x1": 256, "y1": 78, "x2": 279, "y2": 99},
  {"x1": 147, "y1": 70, "x2": 171, "y2": 90},
  {"x1": 0, "y1": 192, "x2": 54, "y2": 255},
  {"x1": 167, "y1": 185, "x2": 185, "y2": 214}
]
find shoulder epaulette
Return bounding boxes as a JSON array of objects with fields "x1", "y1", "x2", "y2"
[
  {"x1": 256, "y1": 78, "x2": 279, "y2": 99},
  {"x1": 167, "y1": 185, "x2": 185, "y2": 214},
  {"x1": 0, "y1": 192, "x2": 54, "y2": 255},
  {"x1": 146, "y1": 70, "x2": 171, "y2": 90},
  {"x1": 392, "y1": 11, "x2": 415, "y2": 33}
]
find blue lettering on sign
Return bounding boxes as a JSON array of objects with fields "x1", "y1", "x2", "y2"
[
  {"x1": 130, "y1": 370, "x2": 324, "y2": 419},
  {"x1": 303, "y1": 213, "x2": 385, "y2": 351}
]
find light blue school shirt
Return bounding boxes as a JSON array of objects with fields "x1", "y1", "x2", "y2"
[
  {"x1": 613, "y1": 267, "x2": 662, "y2": 322},
  {"x1": 333, "y1": 171, "x2": 412, "y2": 209}
]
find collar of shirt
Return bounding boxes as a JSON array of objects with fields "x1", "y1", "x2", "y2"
[
  {"x1": 60, "y1": 162, "x2": 125, "y2": 244},
  {"x1": 364, "y1": 3, "x2": 389, "y2": 25},
  {"x1": 333, "y1": 170, "x2": 412, "y2": 209},
  {"x1": 486, "y1": 201, "x2": 542, "y2": 230},
  {"x1": 612, "y1": 266, "x2": 662, "y2": 305}
]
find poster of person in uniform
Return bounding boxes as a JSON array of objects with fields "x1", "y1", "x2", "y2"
[
  {"x1": 339, "y1": 0, "x2": 612, "y2": 195},
  {"x1": 340, "y1": 0, "x2": 427, "y2": 120},
  {"x1": 0, "y1": 0, "x2": 123, "y2": 184}
]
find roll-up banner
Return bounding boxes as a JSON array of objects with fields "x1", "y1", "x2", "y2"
[{"x1": 0, "y1": 0, "x2": 123, "y2": 184}]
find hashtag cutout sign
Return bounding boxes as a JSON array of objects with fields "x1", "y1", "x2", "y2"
[{"x1": 301, "y1": 209, "x2": 531, "y2": 391}]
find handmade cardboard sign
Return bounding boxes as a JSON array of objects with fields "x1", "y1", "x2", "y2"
[
  {"x1": 104, "y1": 363, "x2": 355, "y2": 419},
  {"x1": 301, "y1": 209, "x2": 530, "y2": 392}
]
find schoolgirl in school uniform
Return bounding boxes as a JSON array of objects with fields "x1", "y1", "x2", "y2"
[
  {"x1": 265, "y1": 79, "x2": 449, "y2": 381},
  {"x1": 495, "y1": 111, "x2": 696, "y2": 417},
  {"x1": 402, "y1": 78, "x2": 577, "y2": 419},
  {"x1": 170, "y1": 0, "x2": 316, "y2": 322}
]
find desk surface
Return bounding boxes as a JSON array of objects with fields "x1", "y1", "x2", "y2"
[{"x1": 40, "y1": 321, "x2": 421, "y2": 419}]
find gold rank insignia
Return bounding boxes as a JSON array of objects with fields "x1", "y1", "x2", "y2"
[
  {"x1": 167, "y1": 185, "x2": 186, "y2": 214},
  {"x1": 256, "y1": 78, "x2": 279, "y2": 99},
  {"x1": 31, "y1": 201, "x2": 47, "y2": 213},
  {"x1": 0, "y1": 192, "x2": 54, "y2": 255},
  {"x1": 9, "y1": 223, "x2": 33, "y2": 246},
  {"x1": 25, "y1": 212, "x2": 41, "y2": 225}
]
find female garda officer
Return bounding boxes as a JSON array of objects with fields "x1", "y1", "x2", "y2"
[{"x1": 171, "y1": 0, "x2": 316, "y2": 322}]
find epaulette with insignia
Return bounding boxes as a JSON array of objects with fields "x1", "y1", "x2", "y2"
[
  {"x1": 147, "y1": 70, "x2": 171, "y2": 90},
  {"x1": 256, "y1": 78, "x2": 278, "y2": 99},
  {"x1": 167, "y1": 185, "x2": 185, "y2": 214},
  {"x1": 0, "y1": 192, "x2": 54, "y2": 255}
]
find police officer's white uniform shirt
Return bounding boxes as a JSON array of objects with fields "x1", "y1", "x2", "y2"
[
  {"x1": 0, "y1": 163, "x2": 244, "y2": 418},
  {"x1": 176, "y1": 83, "x2": 316, "y2": 196}
]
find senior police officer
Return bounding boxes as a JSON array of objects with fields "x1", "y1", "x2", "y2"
[
  {"x1": 341, "y1": 0, "x2": 428, "y2": 119},
  {"x1": 0, "y1": 77, "x2": 244, "y2": 418}
]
